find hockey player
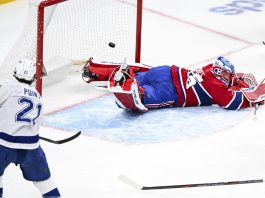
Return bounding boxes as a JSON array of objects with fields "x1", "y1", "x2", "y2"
[
  {"x1": 82, "y1": 56, "x2": 264, "y2": 112},
  {"x1": 0, "y1": 59, "x2": 60, "y2": 197}
]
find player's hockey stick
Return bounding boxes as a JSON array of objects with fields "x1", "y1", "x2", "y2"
[
  {"x1": 118, "y1": 175, "x2": 263, "y2": 190},
  {"x1": 39, "y1": 131, "x2": 81, "y2": 144}
]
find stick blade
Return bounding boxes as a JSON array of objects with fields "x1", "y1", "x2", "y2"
[
  {"x1": 118, "y1": 174, "x2": 143, "y2": 190},
  {"x1": 57, "y1": 131, "x2": 81, "y2": 144},
  {"x1": 39, "y1": 131, "x2": 81, "y2": 144}
]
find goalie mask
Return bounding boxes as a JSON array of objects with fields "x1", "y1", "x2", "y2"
[
  {"x1": 13, "y1": 59, "x2": 36, "y2": 84},
  {"x1": 212, "y1": 56, "x2": 235, "y2": 86}
]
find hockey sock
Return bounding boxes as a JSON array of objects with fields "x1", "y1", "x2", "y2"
[
  {"x1": 0, "y1": 176, "x2": 3, "y2": 197},
  {"x1": 42, "y1": 188, "x2": 60, "y2": 198},
  {"x1": 33, "y1": 177, "x2": 60, "y2": 197}
]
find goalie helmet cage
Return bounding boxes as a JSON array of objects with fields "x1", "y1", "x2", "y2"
[{"x1": 0, "y1": 0, "x2": 143, "y2": 95}]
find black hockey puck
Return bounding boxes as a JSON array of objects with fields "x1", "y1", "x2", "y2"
[{"x1": 109, "y1": 42, "x2": 115, "y2": 48}]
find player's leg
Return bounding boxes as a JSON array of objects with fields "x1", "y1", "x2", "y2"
[
  {"x1": 33, "y1": 178, "x2": 60, "y2": 198},
  {"x1": 82, "y1": 57, "x2": 151, "y2": 83},
  {"x1": 0, "y1": 145, "x2": 17, "y2": 198},
  {"x1": 0, "y1": 176, "x2": 2, "y2": 198},
  {"x1": 135, "y1": 65, "x2": 178, "y2": 108},
  {"x1": 19, "y1": 147, "x2": 60, "y2": 197},
  {"x1": 110, "y1": 65, "x2": 178, "y2": 111},
  {"x1": 82, "y1": 57, "x2": 120, "y2": 82},
  {"x1": 107, "y1": 59, "x2": 147, "y2": 112}
]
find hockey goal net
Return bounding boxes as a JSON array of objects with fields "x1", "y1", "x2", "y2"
[{"x1": 0, "y1": 0, "x2": 142, "y2": 94}]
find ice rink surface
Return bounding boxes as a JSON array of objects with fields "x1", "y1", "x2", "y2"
[{"x1": 1, "y1": 0, "x2": 265, "y2": 197}]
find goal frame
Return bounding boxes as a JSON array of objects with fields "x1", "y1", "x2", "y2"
[{"x1": 35, "y1": 0, "x2": 143, "y2": 95}]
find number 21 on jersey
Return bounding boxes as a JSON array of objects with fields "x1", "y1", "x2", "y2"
[{"x1": 15, "y1": 97, "x2": 42, "y2": 126}]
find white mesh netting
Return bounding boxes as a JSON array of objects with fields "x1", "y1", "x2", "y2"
[{"x1": 0, "y1": 0, "x2": 138, "y2": 79}]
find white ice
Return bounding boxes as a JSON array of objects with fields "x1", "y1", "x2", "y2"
[{"x1": 1, "y1": 0, "x2": 265, "y2": 197}]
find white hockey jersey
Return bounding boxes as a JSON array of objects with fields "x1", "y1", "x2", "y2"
[{"x1": 0, "y1": 78, "x2": 42, "y2": 149}]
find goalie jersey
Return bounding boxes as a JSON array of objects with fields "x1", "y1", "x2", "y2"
[
  {"x1": 0, "y1": 79, "x2": 42, "y2": 149},
  {"x1": 82, "y1": 58, "x2": 256, "y2": 112},
  {"x1": 171, "y1": 64, "x2": 250, "y2": 110}
]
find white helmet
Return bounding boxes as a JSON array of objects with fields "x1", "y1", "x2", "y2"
[{"x1": 14, "y1": 59, "x2": 36, "y2": 82}]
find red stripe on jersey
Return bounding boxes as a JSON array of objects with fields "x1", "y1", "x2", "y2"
[
  {"x1": 172, "y1": 66, "x2": 201, "y2": 107},
  {"x1": 185, "y1": 86, "x2": 200, "y2": 106},
  {"x1": 171, "y1": 66, "x2": 186, "y2": 107}
]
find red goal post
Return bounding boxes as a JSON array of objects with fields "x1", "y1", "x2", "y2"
[{"x1": 1, "y1": 0, "x2": 143, "y2": 95}]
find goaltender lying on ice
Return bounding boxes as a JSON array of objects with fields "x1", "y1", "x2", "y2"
[{"x1": 82, "y1": 56, "x2": 265, "y2": 113}]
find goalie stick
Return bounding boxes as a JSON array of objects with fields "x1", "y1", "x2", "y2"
[
  {"x1": 118, "y1": 175, "x2": 263, "y2": 190},
  {"x1": 39, "y1": 131, "x2": 81, "y2": 144}
]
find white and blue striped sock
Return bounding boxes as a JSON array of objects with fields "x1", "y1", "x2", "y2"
[{"x1": 33, "y1": 177, "x2": 60, "y2": 197}]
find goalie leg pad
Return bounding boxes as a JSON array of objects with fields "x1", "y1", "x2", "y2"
[
  {"x1": 82, "y1": 59, "x2": 120, "y2": 82},
  {"x1": 82, "y1": 58, "x2": 152, "y2": 83},
  {"x1": 113, "y1": 82, "x2": 148, "y2": 112}
]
